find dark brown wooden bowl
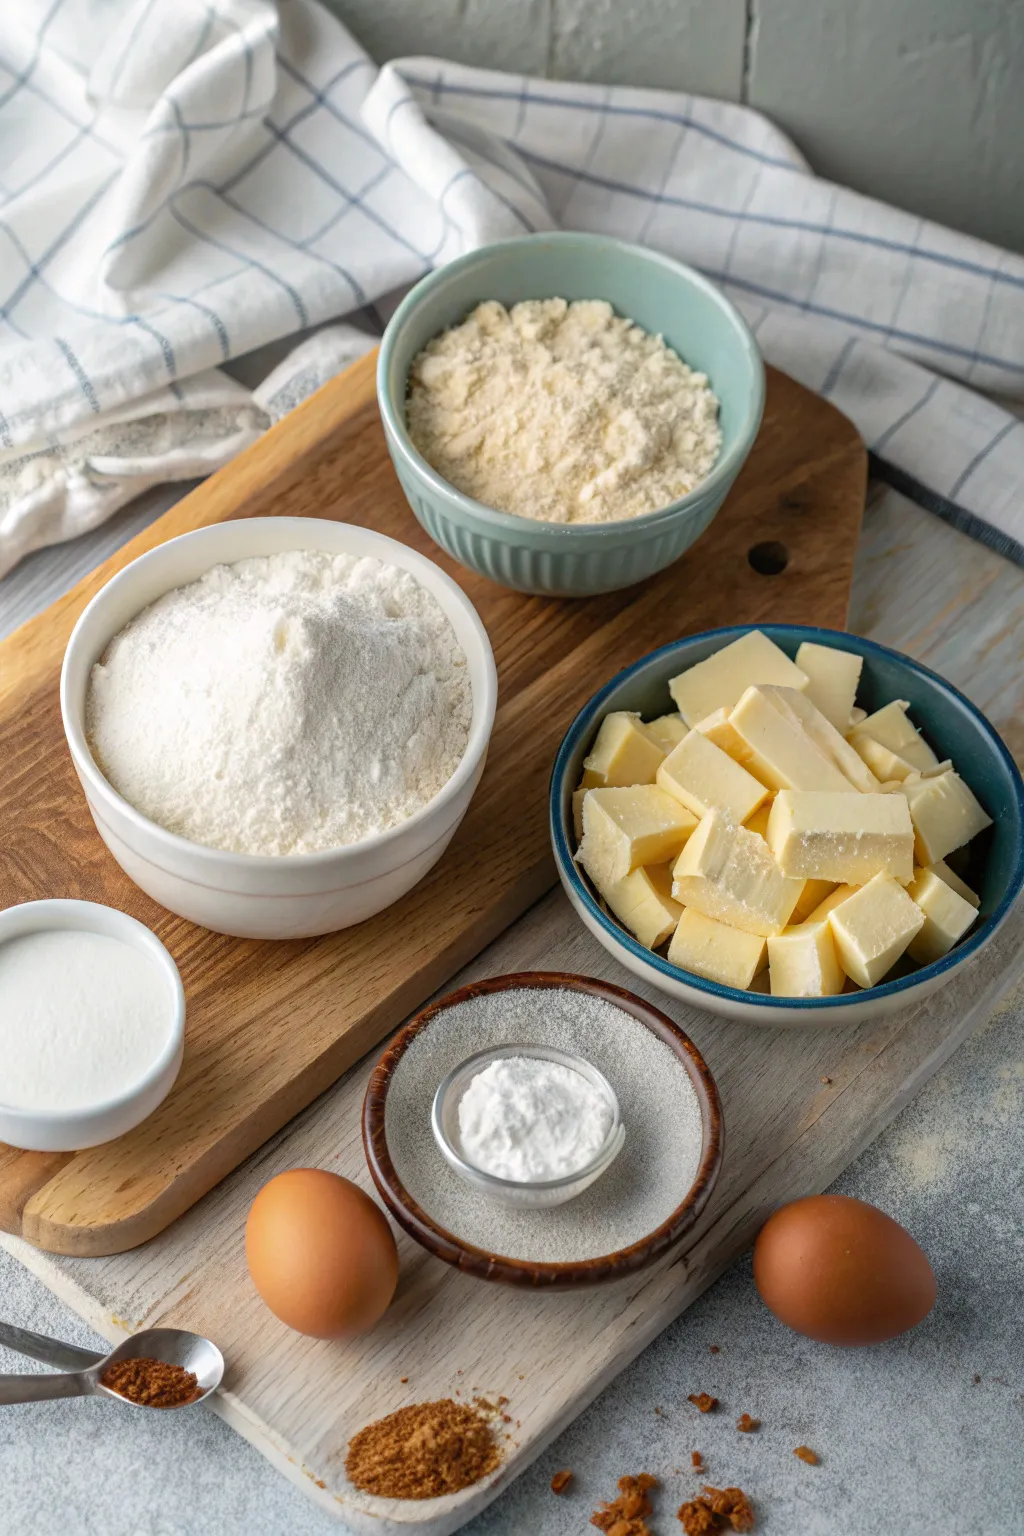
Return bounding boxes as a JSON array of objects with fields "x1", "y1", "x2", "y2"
[{"x1": 362, "y1": 971, "x2": 724, "y2": 1289}]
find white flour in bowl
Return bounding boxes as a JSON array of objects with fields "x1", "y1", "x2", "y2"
[
  {"x1": 86, "y1": 550, "x2": 472, "y2": 856},
  {"x1": 407, "y1": 298, "x2": 722, "y2": 525}
]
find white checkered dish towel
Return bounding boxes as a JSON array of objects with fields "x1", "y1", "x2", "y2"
[{"x1": 1, "y1": 0, "x2": 1022, "y2": 580}]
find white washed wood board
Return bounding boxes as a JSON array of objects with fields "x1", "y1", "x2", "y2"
[{"x1": 4, "y1": 482, "x2": 1024, "y2": 1533}]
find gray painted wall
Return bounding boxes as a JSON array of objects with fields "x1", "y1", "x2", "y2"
[{"x1": 324, "y1": 0, "x2": 1024, "y2": 254}]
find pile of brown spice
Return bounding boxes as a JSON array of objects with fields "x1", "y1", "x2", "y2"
[
  {"x1": 678, "y1": 1484, "x2": 755, "y2": 1534},
  {"x1": 345, "y1": 1399, "x2": 500, "y2": 1499},
  {"x1": 591, "y1": 1473, "x2": 658, "y2": 1536},
  {"x1": 100, "y1": 1356, "x2": 201, "y2": 1408}
]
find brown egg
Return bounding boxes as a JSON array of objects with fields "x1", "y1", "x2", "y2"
[
  {"x1": 245, "y1": 1169, "x2": 399, "y2": 1338},
  {"x1": 753, "y1": 1193, "x2": 935, "y2": 1346}
]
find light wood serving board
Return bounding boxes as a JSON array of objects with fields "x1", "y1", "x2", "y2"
[{"x1": 0, "y1": 354, "x2": 865, "y2": 1257}]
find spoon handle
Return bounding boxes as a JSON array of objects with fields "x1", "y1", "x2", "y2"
[
  {"x1": 0, "y1": 1370, "x2": 92, "y2": 1405},
  {"x1": 0, "y1": 1322, "x2": 104, "y2": 1372}
]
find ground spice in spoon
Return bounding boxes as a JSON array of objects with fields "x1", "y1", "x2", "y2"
[
  {"x1": 345, "y1": 1399, "x2": 500, "y2": 1499},
  {"x1": 101, "y1": 1357, "x2": 201, "y2": 1407}
]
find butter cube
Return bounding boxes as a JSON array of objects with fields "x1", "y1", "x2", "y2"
[
  {"x1": 597, "y1": 863, "x2": 684, "y2": 951},
  {"x1": 806, "y1": 883, "x2": 860, "y2": 922},
  {"x1": 673, "y1": 809, "x2": 804, "y2": 937},
  {"x1": 848, "y1": 732, "x2": 918, "y2": 783},
  {"x1": 906, "y1": 867, "x2": 978, "y2": 965},
  {"x1": 668, "y1": 630, "x2": 809, "y2": 726},
  {"x1": 791, "y1": 878, "x2": 838, "y2": 922},
  {"x1": 900, "y1": 769, "x2": 992, "y2": 865},
  {"x1": 582, "y1": 712, "x2": 665, "y2": 787},
  {"x1": 926, "y1": 858, "x2": 980, "y2": 908},
  {"x1": 729, "y1": 686, "x2": 858, "y2": 794},
  {"x1": 693, "y1": 707, "x2": 759, "y2": 769},
  {"x1": 767, "y1": 790, "x2": 915, "y2": 884},
  {"x1": 657, "y1": 730, "x2": 768, "y2": 825},
  {"x1": 795, "y1": 642, "x2": 863, "y2": 732},
  {"x1": 855, "y1": 700, "x2": 938, "y2": 773},
  {"x1": 761, "y1": 685, "x2": 880, "y2": 793},
  {"x1": 578, "y1": 786, "x2": 697, "y2": 890},
  {"x1": 826, "y1": 873, "x2": 925, "y2": 987},
  {"x1": 668, "y1": 908, "x2": 768, "y2": 990},
  {"x1": 744, "y1": 802, "x2": 773, "y2": 839},
  {"x1": 768, "y1": 919, "x2": 845, "y2": 997},
  {"x1": 645, "y1": 713, "x2": 687, "y2": 754}
]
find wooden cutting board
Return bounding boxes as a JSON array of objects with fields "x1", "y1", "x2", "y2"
[{"x1": 0, "y1": 354, "x2": 865, "y2": 1257}]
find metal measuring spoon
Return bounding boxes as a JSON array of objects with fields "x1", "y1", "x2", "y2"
[{"x1": 0, "y1": 1320, "x2": 224, "y2": 1409}]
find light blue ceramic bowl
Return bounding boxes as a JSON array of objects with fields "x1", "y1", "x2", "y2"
[
  {"x1": 551, "y1": 625, "x2": 1024, "y2": 1027},
  {"x1": 377, "y1": 234, "x2": 765, "y2": 597}
]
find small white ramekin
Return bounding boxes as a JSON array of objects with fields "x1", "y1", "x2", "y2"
[
  {"x1": 60, "y1": 517, "x2": 497, "y2": 939},
  {"x1": 431, "y1": 1044, "x2": 625, "y2": 1209},
  {"x1": 0, "y1": 899, "x2": 185, "y2": 1152}
]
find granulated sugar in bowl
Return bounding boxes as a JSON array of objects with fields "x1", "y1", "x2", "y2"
[{"x1": 365, "y1": 973, "x2": 723, "y2": 1287}]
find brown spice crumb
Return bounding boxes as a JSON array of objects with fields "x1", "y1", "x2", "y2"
[
  {"x1": 709, "y1": 1345, "x2": 720, "y2": 1354},
  {"x1": 591, "y1": 1473, "x2": 658, "y2": 1535},
  {"x1": 736, "y1": 1414, "x2": 760, "y2": 1433},
  {"x1": 345, "y1": 1399, "x2": 500, "y2": 1499},
  {"x1": 100, "y1": 1357, "x2": 201, "y2": 1408},
  {"x1": 655, "y1": 1406, "x2": 665, "y2": 1416},
  {"x1": 691, "y1": 1451, "x2": 704, "y2": 1470},
  {"x1": 551, "y1": 1469, "x2": 574, "y2": 1495},
  {"x1": 400, "y1": 1377, "x2": 409, "y2": 1385},
  {"x1": 973, "y1": 1373, "x2": 982, "y2": 1384},
  {"x1": 679, "y1": 1485, "x2": 755, "y2": 1534},
  {"x1": 497, "y1": 1395, "x2": 509, "y2": 1406},
  {"x1": 794, "y1": 1446, "x2": 819, "y2": 1466},
  {"x1": 502, "y1": 1414, "x2": 512, "y2": 1424},
  {"x1": 314, "y1": 1479, "x2": 326, "y2": 1490},
  {"x1": 820, "y1": 1076, "x2": 833, "y2": 1085},
  {"x1": 688, "y1": 1392, "x2": 719, "y2": 1413}
]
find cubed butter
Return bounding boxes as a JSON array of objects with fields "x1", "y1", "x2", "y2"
[
  {"x1": 791, "y1": 877, "x2": 838, "y2": 922},
  {"x1": 729, "y1": 686, "x2": 860, "y2": 794},
  {"x1": 597, "y1": 863, "x2": 684, "y2": 951},
  {"x1": 578, "y1": 786, "x2": 697, "y2": 890},
  {"x1": 848, "y1": 732, "x2": 918, "y2": 783},
  {"x1": 668, "y1": 630, "x2": 809, "y2": 726},
  {"x1": 761, "y1": 685, "x2": 880, "y2": 793},
  {"x1": 768, "y1": 919, "x2": 845, "y2": 997},
  {"x1": 693, "y1": 707, "x2": 759, "y2": 769},
  {"x1": 926, "y1": 858, "x2": 980, "y2": 908},
  {"x1": 744, "y1": 802, "x2": 773, "y2": 839},
  {"x1": 645, "y1": 712, "x2": 688, "y2": 754},
  {"x1": 854, "y1": 700, "x2": 938, "y2": 772},
  {"x1": 668, "y1": 908, "x2": 768, "y2": 990},
  {"x1": 806, "y1": 883, "x2": 860, "y2": 922},
  {"x1": 906, "y1": 867, "x2": 978, "y2": 965},
  {"x1": 767, "y1": 790, "x2": 915, "y2": 884},
  {"x1": 826, "y1": 873, "x2": 925, "y2": 987},
  {"x1": 657, "y1": 730, "x2": 769, "y2": 824},
  {"x1": 900, "y1": 769, "x2": 992, "y2": 865},
  {"x1": 582, "y1": 711, "x2": 665, "y2": 787},
  {"x1": 673, "y1": 809, "x2": 804, "y2": 936},
  {"x1": 795, "y1": 641, "x2": 863, "y2": 732}
]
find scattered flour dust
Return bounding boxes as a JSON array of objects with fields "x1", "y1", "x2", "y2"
[
  {"x1": 406, "y1": 298, "x2": 722, "y2": 525},
  {"x1": 87, "y1": 551, "x2": 472, "y2": 856}
]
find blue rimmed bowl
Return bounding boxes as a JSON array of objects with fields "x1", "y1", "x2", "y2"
[
  {"x1": 550, "y1": 624, "x2": 1024, "y2": 1027},
  {"x1": 377, "y1": 233, "x2": 764, "y2": 597}
]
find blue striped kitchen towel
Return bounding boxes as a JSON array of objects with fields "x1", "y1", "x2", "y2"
[{"x1": 1, "y1": 0, "x2": 1022, "y2": 579}]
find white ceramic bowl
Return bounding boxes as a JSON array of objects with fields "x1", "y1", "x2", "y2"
[
  {"x1": 61, "y1": 518, "x2": 497, "y2": 939},
  {"x1": 431, "y1": 1043, "x2": 625, "y2": 1209},
  {"x1": 0, "y1": 900, "x2": 185, "y2": 1151}
]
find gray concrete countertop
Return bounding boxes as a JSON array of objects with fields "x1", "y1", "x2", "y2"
[{"x1": 2, "y1": 988, "x2": 1020, "y2": 1535}]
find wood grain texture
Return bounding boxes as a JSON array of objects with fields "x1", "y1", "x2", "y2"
[{"x1": 0, "y1": 353, "x2": 865, "y2": 1256}]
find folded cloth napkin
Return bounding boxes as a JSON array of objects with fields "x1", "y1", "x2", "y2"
[{"x1": 1, "y1": 0, "x2": 1022, "y2": 582}]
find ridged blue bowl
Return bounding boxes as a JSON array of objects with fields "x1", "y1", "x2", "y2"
[
  {"x1": 377, "y1": 234, "x2": 765, "y2": 597},
  {"x1": 551, "y1": 625, "x2": 1024, "y2": 1026}
]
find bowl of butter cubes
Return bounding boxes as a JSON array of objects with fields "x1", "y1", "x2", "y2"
[{"x1": 551, "y1": 625, "x2": 1024, "y2": 1025}]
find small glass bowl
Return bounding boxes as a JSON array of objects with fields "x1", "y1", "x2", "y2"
[{"x1": 430, "y1": 1043, "x2": 625, "y2": 1209}]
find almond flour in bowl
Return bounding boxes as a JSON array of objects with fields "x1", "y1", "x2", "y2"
[
  {"x1": 406, "y1": 298, "x2": 722, "y2": 526},
  {"x1": 85, "y1": 549, "x2": 472, "y2": 856}
]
